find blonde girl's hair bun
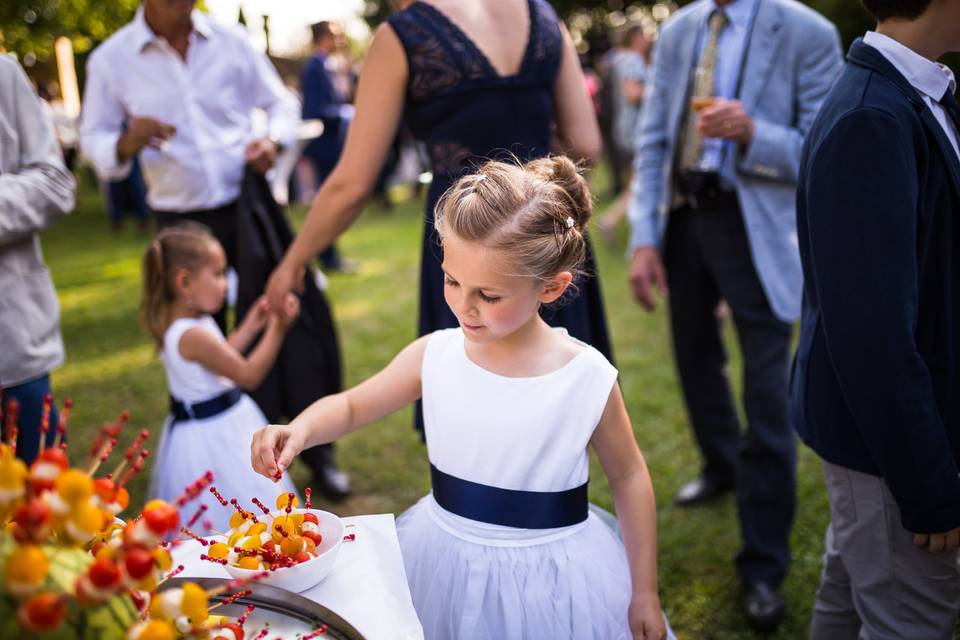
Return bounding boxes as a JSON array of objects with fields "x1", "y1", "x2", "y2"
[
  {"x1": 433, "y1": 154, "x2": 595, "y2": 293},
  {"x1": 525, "y1": 155, "x2": 592, "y2": 231}
]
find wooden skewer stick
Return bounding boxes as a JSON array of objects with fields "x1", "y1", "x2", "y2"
[
  {"x1": 86, "y1": 438, "x2": 118, "y2": 475},
  {"x1": 38, "y1": 393, "x2": 52, "y2": 454},
  {"x1": 52, "y1": 399, "x2": 72, "y2": 449},
  {"x1": 5, "y1": 398, "x2": 19, "y2": 453},
  {"x1": 111, "y1": 428, "x2": 149, "y2": 478}
]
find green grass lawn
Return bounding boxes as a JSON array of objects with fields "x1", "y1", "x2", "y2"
[{"x1": 39, "y1": 171, "x2": 829, "y2": 638}]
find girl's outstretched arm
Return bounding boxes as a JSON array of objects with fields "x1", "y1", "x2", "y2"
[
  {"x1": 226, "y1": 296, "x2": 270, "y2": 353},
  {"x1": 251, "y1": 335, "x2": 429, "y2": 480},
  {"x1": 591, "y1": 384, "x2": 667, "y2": 640},
  {"x1": 179, "y1": 295, "x2": 299, "y2": 391}
]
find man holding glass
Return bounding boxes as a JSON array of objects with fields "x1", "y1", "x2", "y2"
[{"x1": 627, "y1": 0, "x2": 841, "y2": 630}]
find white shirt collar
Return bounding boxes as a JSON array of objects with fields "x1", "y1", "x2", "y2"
[
  {"x1": 863, "y1": 31, "x2": 956, "y2": 102},
  {"x1": 132, "y1": 7, "x2": 212, "y2": 53}
]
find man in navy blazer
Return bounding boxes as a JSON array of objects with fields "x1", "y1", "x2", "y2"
[
  {"x1": 793, "y1": 0, "x2": 960, "y2": 636},
  {"x1": 627, "y1": 0, "x2": 841, "y2": 629}
]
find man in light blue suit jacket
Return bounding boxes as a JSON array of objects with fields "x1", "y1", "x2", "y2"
[{"x1": 626, "y1": 0, "x2": 842, "y2": 630}]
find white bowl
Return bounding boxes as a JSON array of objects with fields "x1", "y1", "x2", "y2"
[{"x1": 222, "y1": 509, "x2": 344, "y2": 593}]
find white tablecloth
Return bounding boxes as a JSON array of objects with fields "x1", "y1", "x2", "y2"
[{"x1": 172, "y1": 513, "x2": 424, "y2": 640}]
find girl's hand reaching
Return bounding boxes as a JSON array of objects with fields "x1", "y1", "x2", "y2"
[
  {"x1": 629, "y1": 593, "x2": 667, "y2": 640},
  {"x1": 251, "y1": 424, "x2": 306, "y2": 480},
  {"x1": 269, "y1": 293, "x2": 301, "y2": 332},
  {"x1": 239, "y1": 295, "x2": 270, "y2": 334}
]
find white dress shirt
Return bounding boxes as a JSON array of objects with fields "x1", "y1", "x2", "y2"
[
  {"x1": 79, "y1": 9, "x2": 299, "y2": 211},
  {"x1": 863, "y1": 31, "x2": 960, "y2": 161}
]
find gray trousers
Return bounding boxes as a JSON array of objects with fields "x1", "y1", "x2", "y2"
[{"x1": 810, "y1": 461, "x2": 960, "y2": 639}]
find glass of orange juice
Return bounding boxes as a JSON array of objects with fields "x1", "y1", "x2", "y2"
[
  {"x1": 690, "y1": 96, "x2": 718, "y2": 112},
  {"x1": 689, "y1": 67, "x2": 716, "y2": 112}
]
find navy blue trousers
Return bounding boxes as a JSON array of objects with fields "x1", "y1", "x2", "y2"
[
  {"x1": 664, "y1": 201, "x2": 796, "y2": 588},
  {"x1": 4, "y1": 374, "x2": 59, "y2": 465}
]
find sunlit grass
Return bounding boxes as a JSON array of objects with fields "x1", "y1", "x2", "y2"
[{"x1": 39, "y1": 169, "x2": 829, "y2": 638}]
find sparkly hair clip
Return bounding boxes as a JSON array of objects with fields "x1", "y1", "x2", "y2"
[{"x1": 565, "y1": 216, "x2": 575, "y2": 229}]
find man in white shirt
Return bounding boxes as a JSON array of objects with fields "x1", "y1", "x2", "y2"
[
  {"x1": 79, "y1": 1, "x2": 352, "y2": 501},
  {"x1": 80, "y1": 0, "x2": 299, "y2": 330}
]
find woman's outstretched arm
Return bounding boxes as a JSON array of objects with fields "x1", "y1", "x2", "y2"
[{"x1": 265, "y1": 23, "x2": 408, "y2": 310}]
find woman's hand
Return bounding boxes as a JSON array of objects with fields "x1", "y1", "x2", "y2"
[
  {"x1": 265, "y1": 261, "x2": 305, "y2": 314},
  {"x1": 629, "y1": 592, "x2": 667, "y2": 640},
  {"x1": 251, "y1": 424, "x2": 306, "y2": 480}
]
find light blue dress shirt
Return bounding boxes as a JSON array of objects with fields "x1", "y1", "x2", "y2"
[{"x1": 695, "y1": 0, "x2": 758, "y2": 188}]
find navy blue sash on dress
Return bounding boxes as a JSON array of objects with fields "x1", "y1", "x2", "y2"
[
  {"x1": 170, "y1": 388, "x2": 242, "y2": 424},
  {"x1": 430, "y1": 463, "x2": 588, "y2": 529}
]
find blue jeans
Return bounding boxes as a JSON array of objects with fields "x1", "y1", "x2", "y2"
[{"x1": 4, "y1": 374, "x2": 59, "y2": 465}]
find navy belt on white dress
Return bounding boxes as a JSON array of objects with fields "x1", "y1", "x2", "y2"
[
  {"x1": 430, "y1": 463, "x2": 589, "y2": 529},
  {"x1": 169, "y1": 388, "x2": 242, "y2": 424}
]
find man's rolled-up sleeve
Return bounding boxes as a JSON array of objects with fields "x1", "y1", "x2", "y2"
[{"x1": 78, "y1": 52, "x2": 134, "y2": 182}]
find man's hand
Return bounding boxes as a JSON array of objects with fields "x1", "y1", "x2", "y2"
[
  {"x1": 698, "y1": 99, "x2": 754, "y2": 146},
  {"x1": 623, "y1": 78, "x2": 645, "y2": 105},
  {"x1": 629, "y1": 246, "x2": 668, "y2": 312},
  {"x1": 913, "y1": 527, "x2": 960, "y2": 554},
  {"x1": 244, "y1": 137, "x2": 279, "y2": 174},
  {"x1": 116, "y1": 117, "x2": 175, "y2": 163}
]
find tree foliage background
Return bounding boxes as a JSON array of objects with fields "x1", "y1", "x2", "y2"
[{"x1": 0, "y1": 0, "x2": 139, "y2": 64}]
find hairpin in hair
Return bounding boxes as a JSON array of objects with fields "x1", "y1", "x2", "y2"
[
  {"x1": 565, "y1": 216, "x2": 575, "y2": 229},
  {"x1": 476, "y1": 174, "x2": 487, "y2": 182}
]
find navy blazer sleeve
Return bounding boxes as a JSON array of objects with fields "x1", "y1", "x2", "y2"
[
  {"x1": 803, "y1": 108, "x2": 960, "y2": 533},
  {"x1": 301, "y1": 56, "x2": 343, "y2": 122}
]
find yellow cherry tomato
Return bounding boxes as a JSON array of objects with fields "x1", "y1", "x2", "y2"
[
  {"x1": 180, "y1": 581, "x2": 209, "y2": 625},
  {"x1": 274, "y1": 493, "x2": 299, "y2": 510},
  {"x1": 5, "y1": 545, "x2": 48, "y2": 588},
  {"x1": 137, "y1": 620, "x2": 176, "y2": 640},
  {"x1": 54, "y1": 469, "x2": 93, "y2": 505},
  {"x1": 152, "y1": 547, "x2": 173, "y2": 572}
]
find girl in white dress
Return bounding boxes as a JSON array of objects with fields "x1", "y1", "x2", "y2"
[
  {"x1": 141, "y1": 223, "x2": 298, "y2": 532},
  {"x1": 251, "y1": 157, "x2": 672, "y2": 639}
]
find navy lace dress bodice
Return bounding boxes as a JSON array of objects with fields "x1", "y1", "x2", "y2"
[{"x1": 387, "y1": 0, "x2": 612, "y2": 363}]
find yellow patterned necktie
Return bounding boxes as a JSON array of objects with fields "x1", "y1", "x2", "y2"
[{"x1": 679, "y1": 10, "x2": 730, "y2": 172}]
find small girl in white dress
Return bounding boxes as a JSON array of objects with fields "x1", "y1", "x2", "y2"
[
  {"x1": 141, "y1": 223, "x2": 298, "y2": 532},
  {"x1": 251, "y1": 157, "x2": 672, "y2": 639}
]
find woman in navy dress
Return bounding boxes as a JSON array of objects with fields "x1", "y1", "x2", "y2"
[{"x1": 266, "y1": 0, "x2": 612, "y2": 427}]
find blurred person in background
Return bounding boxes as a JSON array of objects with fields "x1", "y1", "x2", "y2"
[
  {"x1": 598, "y1": 23, "x2": 653, "y2": 244},
  {"x1": 302, "y1": 21, "x2": 357, "y2": 274},
  {"x1": 0, "y1": 55, "x2": 75, "y2": 465}
]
